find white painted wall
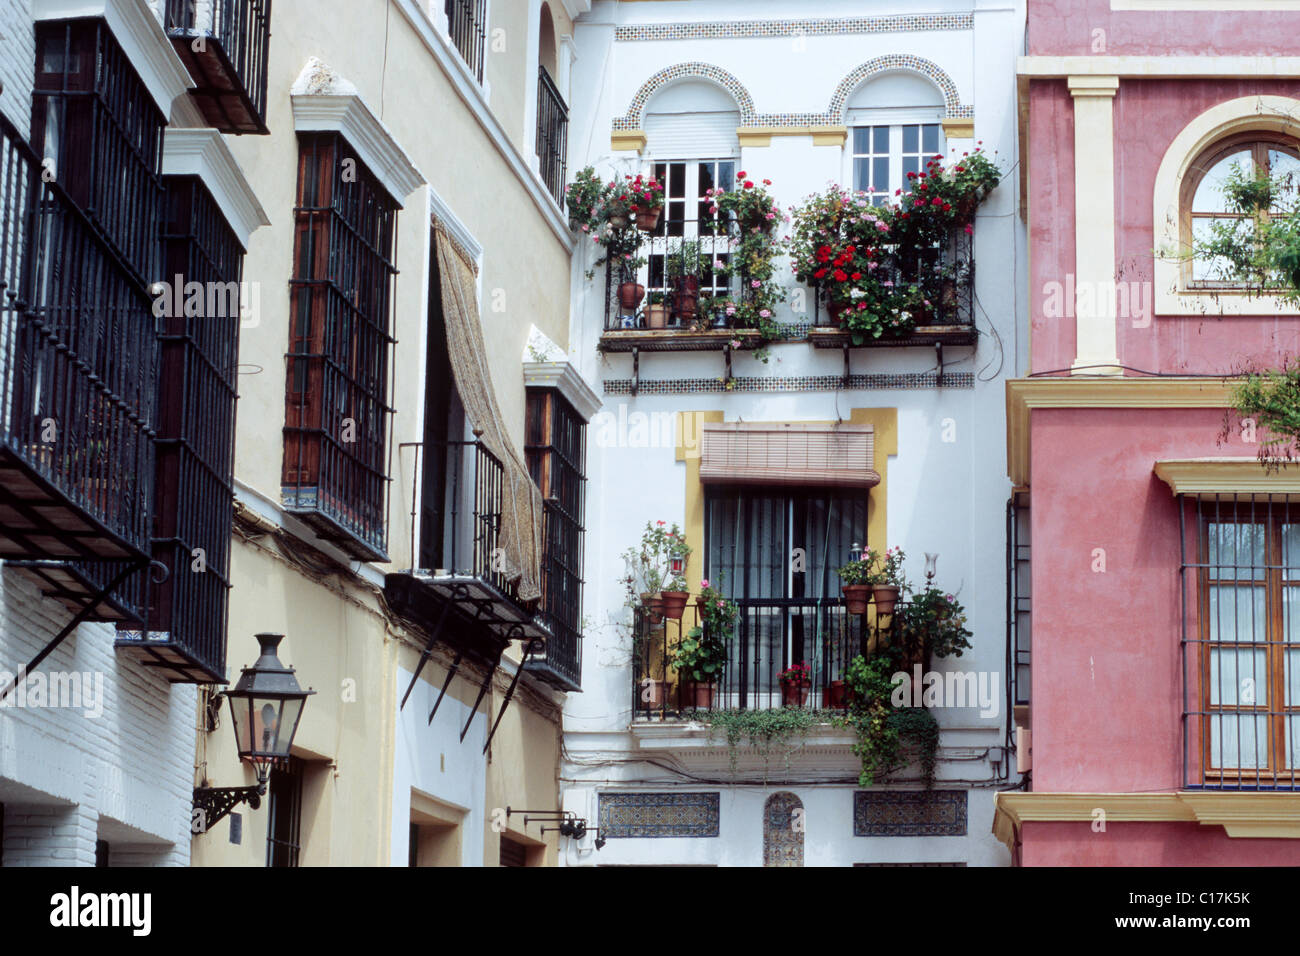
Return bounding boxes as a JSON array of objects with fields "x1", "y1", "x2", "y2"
[
  {"x1": 0, "y1": 573, "x2": 197, "y2": 866},
  {"x1": 560, "y1": 0, "x2": 1024, "y2": 866}
]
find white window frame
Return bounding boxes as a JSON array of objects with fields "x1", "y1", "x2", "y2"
[{"x1": 846, "y1": 107, "x2": 945, "y2": 205}]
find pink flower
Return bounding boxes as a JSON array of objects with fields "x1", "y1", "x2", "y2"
[
  {"x1": 656, "y1": 520, "x2": 665, "y2": 526},
  {"x1": 759, "y1": 309, "x2": 771, "y2": 318},
  {"x1": 751, "y1": 279, "x2": 761, "y2": 289},
  {"x1": 765, "y1": 212, "x2": 775, "y2": 220},
  {"x1": 964, "y1": 224, "x2": 974, "y2": 235},
  {"x1": 730, "y1": 339, "x2": 741, "y2": 348},
  {"x1": 700, "y1": 579, "x2": 710, "y2": 589}
]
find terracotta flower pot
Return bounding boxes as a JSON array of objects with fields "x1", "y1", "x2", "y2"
[
  {"x1": 827, "y1": 300, "x2": 850, "y2": 326},
  {"x1": 635, "y1": 207, "x2": 662, "y2": 231},
  {"x1": 618, "y1": 282, "x2": 645, "y2": 312},
  {"x1": 825, "y1": 679, "x2": 848, "y2": 709},
  {"x1": 841, "y1": 583, "x2": 871, "y2": 615},
  {"x1": 608, "y1": 212, "x2": 630, "y2": 229},
  {"x1": 672, "y1": 290, "x2": 698, "y2": 322},
  {"x1": 638, "y1": 677, "x2": 668, "y2": 711},
  {"x1": 872, "y1": 584, "x2": 901, "y2": 616},
  {"x1": 781, "y1": 683, "x2": 810, "y2": 707},
  {"x1": 679, "y1": 679, "x2": 714, "y2": 710},
  {"x1": 640, "y1": 592, "x2": 664, "y2": 626},
  {"x1": 660, "y1": 590, "x2": 689, "y2": 620},
  {"x1": 647, "y1": 303, "x2": 669, "y2": 329}
]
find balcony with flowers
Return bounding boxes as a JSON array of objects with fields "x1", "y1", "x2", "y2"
[{"x1": 569, "y1": 151, "x2": 1000, "y2": 377}]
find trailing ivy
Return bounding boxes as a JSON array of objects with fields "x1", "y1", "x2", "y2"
[{"x1": 702, "y1": 707, "x2": 828, "y2": 779}]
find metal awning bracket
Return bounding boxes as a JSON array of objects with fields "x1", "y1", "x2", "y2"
[{"x1": 482, "y1": 637, "x2": 544, "y2": 754}]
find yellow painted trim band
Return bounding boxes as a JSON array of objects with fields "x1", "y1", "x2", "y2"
[
  {"x1": 737, "y1": 125, "x2": 848, "y2": 148},
  {"x1": 1154, "y1": 458, "x2": 1300, "y2": 496},
  {"x1": 941, "y1": 118, "x2": 975, "y2": 139},
  {"x1": 611, "y1": 130, "x2": 647, "y2": 153},
  {"x1": 993, "y1": 791, "x2": 1300, "y2": 851},
  {"x1": 1005, "y1": 376, "x2": 1240, "y2": 486}
]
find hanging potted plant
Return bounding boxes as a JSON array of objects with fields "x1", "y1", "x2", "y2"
[
  {"x1": 622, "y1": 522, "x2": 671, "y2": 623},
  {"x1": 565, "y1": 166, "x2": 606, "y2": 232},
  {"x1": 614, "y1": 252, "x2": 648, "y2": 317},
  {"x1": 778, "y1": 662, "x2": 812, "y2": 707},
  {"x1": 659, "y1": 524, "x2": 692, "y2": 619},
  {"x1": 836, "y1": 550, "x2": 875, "y2": 615},
  {"x1": 626, "y1": 172, "x2": 665, "y2": 231},
  {"x1": 714, "y1": 171, "x2": 783, "y2": 235},
  {"x1": 870, "y1": 546, "x2": 906, "y2": 616}
]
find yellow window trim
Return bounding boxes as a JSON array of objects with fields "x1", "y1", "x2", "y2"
[
  {"x1": 993, "y1": 791, "x2": 1300, "y2": 851},
  {"x1": 1154, "y1": 458, "x2": 1300, "y2": 497},
  {"x1": 1005, "y1": 376, "x2": 1240, "y2": 487}
]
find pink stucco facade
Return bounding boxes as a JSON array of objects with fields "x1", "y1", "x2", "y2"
[{"x1": 1016, "y1": 0, "x2": 1300, "y2": 865}]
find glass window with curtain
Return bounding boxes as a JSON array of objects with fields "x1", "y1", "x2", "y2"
[{"x1": 704, "y1": 487, "x2": 868, "y2": 707}]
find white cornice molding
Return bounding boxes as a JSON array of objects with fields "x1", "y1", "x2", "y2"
[
  {"x1": 1019, "y1": 55, "x2": 1300, "y2": 78},
  {"x1": 523, "y1": 361, "x2": 602, "y2": 422},
  {"x1": 560, "y1": 0, "x2": 592, "y2": 18},
  {"x1": 161, "y1": 128, "x2": 269, "y2": 248},
  {"x1": 291, "y1": 58, "x2": 426, "y2": 205},
  {"x1": 34, "y1": 0, "x2": 193, "y2": 115},
  {"x1": 393, "y1": 0, "x2": 575, "y2": 250},
  {"x1": 1154, "y1": 458, "x2": 1300, "y2": 497},
  {"x1": 428, "y1": 186, "x2": 483, "y2": 263}
]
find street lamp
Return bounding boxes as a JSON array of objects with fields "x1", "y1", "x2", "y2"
[{"x1": 193, "y1": 633, "x2": 315, "y2": 833}]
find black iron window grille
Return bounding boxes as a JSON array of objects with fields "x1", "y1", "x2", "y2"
[
  {"x1": 282, "y1": 132, "x2": 398, "y2": 562},
  {"x1": 0, "y1": 110, "x2": 158, "y2": 563},
  {"x1": 536, "y1": 66, "x2": 568, "y2": 206},
  {"x1": 31, "y1": 19, "x2": 165, "y2": 287},
  {"x1": 524, "y1": 388, "x2": 585, "y2": 690},
  {"x1": 266, "y1": 756, "x2": 303, "y2": 867},
  {"x1": 1180, "y1": 493, "x2": 1300, "y2": 789},
  {"x1": 110, "y1": 175, "x2": 241, "y2": 682},
  {"x1": 445, "y1": 0, "x2": 487, "y2": 82},
  {"x1": 164, "y1": 0, "x2": 273, "y2": 134},
  {"x1": 422, "y1": 437, "x2": 512, "y2": 595}
]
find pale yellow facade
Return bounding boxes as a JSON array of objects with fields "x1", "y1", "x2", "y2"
[{"x1": 191, "y1": 0, "x2": 577, "y2": 867}]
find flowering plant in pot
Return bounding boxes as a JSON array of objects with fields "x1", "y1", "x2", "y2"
[
  {"x1": 836, "y1": 550, "x2": 876, "y2": 614},
  {"x1": 622, "y1": 521, "x2": 673, "y2": 623},
  {"x1": 695, "y1": 577, "x2": 739, "y2": 640},
  {"x1": 895, "y1": 586, "x2": 972, "y2": 671},
  {"x1": 626, "y1": 172, "x2": 665, "y2": 231},
  {"x1": 659, "y1": 523, "x2": 693, "y2": 619},
  {"x1": 712, "y1": 171, "x2": 783, "y2": 234},
  {"x1": 868, "y1": 545, "x2": 906, "y2": 615},
  {"x1": 778, "y1": 661, "x2": 812, "y2": 707},
  {"x1": 565, "y1": 166, "x2": 606, "y2": 232},
  {"x1": 646, "y1": 291, "x2": 670, "y2": 329},
  {"x1": 665, "y1": 239, "x2": 704, "y2": 324}
]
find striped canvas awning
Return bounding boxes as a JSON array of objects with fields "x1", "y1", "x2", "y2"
[{"x1": 699, "y1": 423, "x2": 881, "y2": 489}]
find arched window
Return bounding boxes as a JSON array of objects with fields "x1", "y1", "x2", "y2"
[
  {"x1": 1184, "y1": 134, "x2": 1300, "y2": 285},
  {"x1": 535, "y1": 3, "x2": 567, "y2": 204},
  {"x1": 637, "y1": 81, "x2": 742, "y2": 324},
  {"x1": 844, "y1": 72, "x2": 945, "y2": 206}
]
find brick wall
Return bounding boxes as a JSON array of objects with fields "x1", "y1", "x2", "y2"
[{"x1": 0, "y1": 571, "x2": 196, "y2": 867}]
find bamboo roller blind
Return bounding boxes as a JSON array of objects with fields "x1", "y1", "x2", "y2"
[{"x1": 699, "y1": 423, "x2": 881, "y2": 488}]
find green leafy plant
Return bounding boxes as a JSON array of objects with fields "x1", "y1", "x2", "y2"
[
  {"x1": 703, "y1": 707, "x2": 827, "y2": 777},
  {"x1": 696, "y1": 576, "x2": 738, "y2": 640},
  {"x1": 896, "y1": 587, "x2": 973, "y2": 664},
  {"x1": 835, "y1": 651, "x2": 940, "y2": 788},
  {"x1": 673, "y1": 623, "x2": 727, "y2": 684},
  {"x1": 1183, "y1": 158, "x2": 1300, "y2": 297},
  {"x1": 1230, "y1": 359, "x2": 1300, "y2": 468},
  {"x1": 565, "y1": 166, "x2": 605, "y2": 231}
]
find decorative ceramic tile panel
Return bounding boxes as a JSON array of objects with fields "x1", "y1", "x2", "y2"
[
  {"x1": 615, "y1": 15, "x2": 974, "y2": 43},
  {"x1": 763, "y1": 792, "x2": 805, "y2": 867},
  {"x1": 612, "y1": 56, "x2": 971, "y2": 133},
  {"x1": 602, "y1": 372, "x2": 975, "y2": 395},
  {"x1": 853, "y1": 790, "x2": 968, "y2": 837},
  {"x1": 599, "y1": 792, "x2": 721, "y2": 838}
]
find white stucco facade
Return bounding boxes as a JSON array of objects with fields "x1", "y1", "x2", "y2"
[{"x1": 559, "y1": 0, "x2": 1026, "y2": 867}]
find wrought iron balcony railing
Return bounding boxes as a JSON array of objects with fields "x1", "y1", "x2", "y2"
[
  {"x1": 536, "y1": 67, "x2": 568, "y2": 207},
  {"x1": 0, "y1": 111, "x2": 157, "y2": 566},
  {"x1": 445, "y1": 0, "x2": 487, "y2": 82},
  {"x1": 164, "y1": 0, "x2": 272, "y2": 134},
  {"x1": 632, "y1": 597, "x2": 891, "y2": 719}
]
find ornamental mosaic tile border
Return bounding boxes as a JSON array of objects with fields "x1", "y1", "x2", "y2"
[
  {"x1": 614, "y1": 14, "x2": 973, "y2": 43},
  {"x1": 611, "y1": 56, "x2": 971, "y2": 132},
  {"x1": 853, "y1": 790, "x2": 968, "y2": 837},
  {"x1": 598, "y1": 792, "x2": 721, "y2": 839},
  {"x1": 602, "y1": 371, "x2": 975, "y2": 395}
]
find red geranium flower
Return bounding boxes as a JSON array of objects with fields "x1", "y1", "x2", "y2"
[{"x1": 833, "y1": 270, "x2": 848, "y2": 282}]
